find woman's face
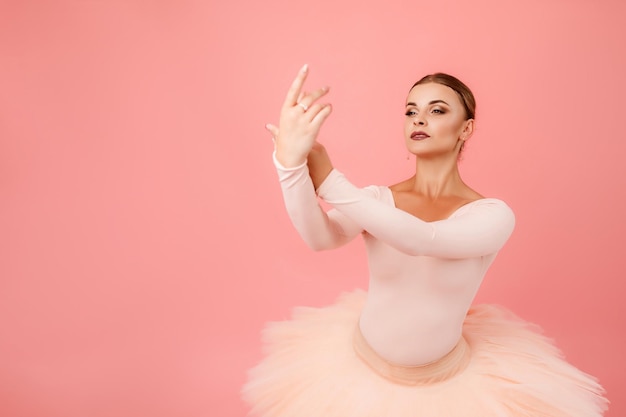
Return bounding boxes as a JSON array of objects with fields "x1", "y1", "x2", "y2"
[{"x1": 404, "y1": 82, "x2": 473, "y2": 159}]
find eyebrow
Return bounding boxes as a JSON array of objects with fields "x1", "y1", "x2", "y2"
[{"x1": 406, "y1": 100, "x2": 450, "y2": 107}]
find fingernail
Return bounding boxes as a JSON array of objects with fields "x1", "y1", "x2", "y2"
[{"x1": 302, "y1": 64, "x2": 308, "y2": 73}]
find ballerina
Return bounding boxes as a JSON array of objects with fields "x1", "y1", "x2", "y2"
[{"x1": 242, "y1": 64, "x2": 608, "y2": 417}]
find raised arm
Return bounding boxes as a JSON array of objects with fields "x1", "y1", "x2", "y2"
[
  {"x1": 274, "y1": 153, "x2": 379, "y2": 250},
  {"x1": 317, "y1": 169, "x2": 515, "y2": 258},
  {"x1": 266, "y1": 65, "x2": 366, "y2": 250}
]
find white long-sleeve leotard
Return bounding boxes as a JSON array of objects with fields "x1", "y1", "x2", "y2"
[{"x1": 274, "y1": 153, "x2": 515, "y2": 365}]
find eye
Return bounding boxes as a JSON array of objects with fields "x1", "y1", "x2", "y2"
[
  {"x1": 431, "y1": 108, "x2": 446, "y2": 114},
  {"x1": 405, "y1": 109, "x2": 417, "y2": 116}
]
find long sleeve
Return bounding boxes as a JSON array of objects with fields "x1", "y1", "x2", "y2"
[
  {"x1": 274, "y1": 153, "x2": 379, "y2": 251},
  {"x1": 316, "y1": 168, "x2": 515, "y2": 259}
]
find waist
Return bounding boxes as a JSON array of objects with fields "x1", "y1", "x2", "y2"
[{"x1": 353, "y1": 324, "x2": 471, "y2": 386}]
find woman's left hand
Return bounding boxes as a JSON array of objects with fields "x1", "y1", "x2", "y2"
[{"x1": 267, "y1": 65, "x2": 333, "y2": 168}]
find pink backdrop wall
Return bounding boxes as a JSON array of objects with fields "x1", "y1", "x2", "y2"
[{"x1": 1, "y1": 1, "x2": 624, "y2": 416}]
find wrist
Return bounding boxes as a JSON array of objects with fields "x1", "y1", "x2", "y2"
[
  {"x1": 273, "y1": 150, "x2": 307, "y2": 171},
  {"x1": 274, "y1": 149, "x2": 307, "y2": 168}
]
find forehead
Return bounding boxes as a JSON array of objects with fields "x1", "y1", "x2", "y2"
[{"x1": 406, "y1": 82, "x2": 461, "y2": 106}]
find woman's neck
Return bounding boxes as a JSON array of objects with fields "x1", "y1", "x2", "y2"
[{"x1": 410, "y1": 155, "x2": 465, "y2": 199}]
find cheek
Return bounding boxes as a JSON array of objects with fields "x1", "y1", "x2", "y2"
[
  {"x1": 437, "y1": 119, "x2": 464, "y2": 136},
  {"x1": 404, "y1": 119, "x2": 414, "y2": 133}
]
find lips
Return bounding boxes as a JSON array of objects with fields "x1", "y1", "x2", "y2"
[{"x1": 410, "y1": 131, "x2": 430, "y2": 140}]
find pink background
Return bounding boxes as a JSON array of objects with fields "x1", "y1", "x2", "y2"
[{"x1": 1, "y1": 1, "x2": 624, "y2": 416}]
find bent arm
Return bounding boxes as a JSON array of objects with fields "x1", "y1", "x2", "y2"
[
  {"x1": 274, "y1": 153, "x2": 374, "y2": 251},
  {"x1": 316, "y1": 169, "x2": 515, "y2": 258}
]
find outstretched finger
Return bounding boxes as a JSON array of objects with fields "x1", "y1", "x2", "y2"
[
  {"x1": 283, "y1": 64, "x2": 309, "y2": 108},
  {"x1": 310, "y1": 104, "x2": 333, "y2": 128}
]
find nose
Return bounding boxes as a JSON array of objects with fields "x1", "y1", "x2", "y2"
[{"x1": 413, "y1": 117, "x2": 426, "y2": 126}]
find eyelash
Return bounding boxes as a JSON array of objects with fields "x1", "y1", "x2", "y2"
[{"x1": 404, "y1": 109, "x2": 446, "y2": 116}]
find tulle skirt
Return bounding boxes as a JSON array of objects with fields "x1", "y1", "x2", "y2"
[{"x1": 242, "y1": 290, "x2": 608, "y2": 417}]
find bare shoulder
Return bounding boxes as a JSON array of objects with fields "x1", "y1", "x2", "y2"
[
  {"x1": 388, "y1": 178, "x2": 414, "y2": 192},
  {"x1": 463, "y1": 187, "x2": 485, "y2": 201}
]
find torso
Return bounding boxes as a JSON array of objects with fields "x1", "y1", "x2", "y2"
[{"x1": 359, "y1": 182, "x2": 495, "y2": 366}]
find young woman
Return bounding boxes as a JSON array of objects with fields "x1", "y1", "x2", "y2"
[{"x1": 242, "y1": 65, "x2": 608, "y2": 416}]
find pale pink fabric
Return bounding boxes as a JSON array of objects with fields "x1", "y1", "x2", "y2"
[
  {"x1": 243, "y1": 291, "x2": 608, "y2": 417},
  {"x1": 352, "y1": 325, "x2": 470, "y2": 386},
  {"x1": 274, "y1": 153, "x2": 515, "y2": 364},
  {"x1": 242, "y1": 154, "x2": 608, "y2": 416}
]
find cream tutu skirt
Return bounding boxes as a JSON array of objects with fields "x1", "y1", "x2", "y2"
[{"x1": 242, "y1": 290, "x2": 608, "y2": 416}]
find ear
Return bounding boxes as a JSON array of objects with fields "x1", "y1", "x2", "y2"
[{"x1": 460, "y1": 119, "x2": 474, "y2": 141}]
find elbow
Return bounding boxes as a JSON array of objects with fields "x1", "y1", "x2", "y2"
[
  {"x1": 302, "y1": 234, "x2": 344, "y2": 251},
  {"x1": 305, "y1": 240, "x2": 336, "y2": 252}
]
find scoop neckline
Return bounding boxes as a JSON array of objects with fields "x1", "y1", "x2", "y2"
[{"x1": 383, "y1": 187, "x2": 500, "y2": 222}]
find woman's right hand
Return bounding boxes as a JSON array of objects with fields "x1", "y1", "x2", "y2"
[
  {"x1": 266, "y1": 65, "x2": 333, "y2": 168},
  {"x1": 307, "y1": 142, "x2": 334, "y2": 190}
]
